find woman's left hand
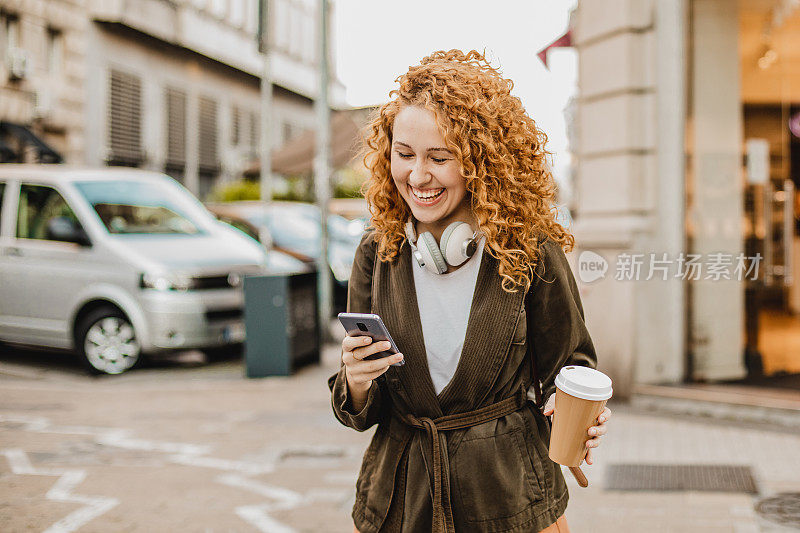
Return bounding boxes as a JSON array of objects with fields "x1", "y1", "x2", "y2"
[{"x1": 542, "y1": 395, "x2": 612, "y2": 466}]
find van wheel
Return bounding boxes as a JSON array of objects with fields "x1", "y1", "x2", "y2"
[{"x1": 76, "y1": 307, "x2": 141, "y2": 375}]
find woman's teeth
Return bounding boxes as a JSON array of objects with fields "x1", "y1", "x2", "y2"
[{"x1": 411, "y1": 187, "x2": 445, "y2": 201}]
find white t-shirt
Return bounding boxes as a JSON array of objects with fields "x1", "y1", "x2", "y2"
[{"x1": 412, "y1": 238, "x2": 485, "y2": 395}]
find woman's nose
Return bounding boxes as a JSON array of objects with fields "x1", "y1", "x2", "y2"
[{"x1": 408, "y1": 162, "x2": 430, "y2": 187}]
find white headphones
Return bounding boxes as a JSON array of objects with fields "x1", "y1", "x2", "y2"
[{"x1": 405, "y1": 219, "x2": 480, "y2": 275}]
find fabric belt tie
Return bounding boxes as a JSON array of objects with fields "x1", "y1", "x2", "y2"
[{"x1": 392, "y1": 391, "x2": 527, "y2": 533}]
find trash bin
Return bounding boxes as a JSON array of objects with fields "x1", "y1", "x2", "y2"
[{"x1": 243, "y1": 271, "x2": 319, "y2": 377}]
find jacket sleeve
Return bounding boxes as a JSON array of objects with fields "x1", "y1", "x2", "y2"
[
  {"x1": 327, "y1": 229, "x2": 386, "y2": 431},
  {"x1": 528, "y1": 238, "x2": 598, "y2": 405}
]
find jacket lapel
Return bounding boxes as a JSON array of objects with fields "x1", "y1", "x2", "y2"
[
  {"x1": 374, "y1": 242, "x2": 525, "y2": 418},
  {"x1": 374, "y1": 242, "x2": 443, "y2": 419},
  {"x1": 436, "y1": 249, "x2": 526, "y2": 414}
]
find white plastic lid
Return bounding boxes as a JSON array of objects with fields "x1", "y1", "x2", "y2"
[{"x1": 554, "y1": 366, "x2": 613, "y2": 401}]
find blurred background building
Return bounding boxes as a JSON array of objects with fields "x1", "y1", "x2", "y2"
[
  {"x1": 0, "y1": 0, "x2": 346, "y2": 199},
  {"x1": 569, "y1": 0, "x2": 800, "y2": 396}
]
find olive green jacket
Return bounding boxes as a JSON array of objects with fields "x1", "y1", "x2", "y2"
[{"x1": 328, "y1": 230, "x2": 597, "y2": 532}]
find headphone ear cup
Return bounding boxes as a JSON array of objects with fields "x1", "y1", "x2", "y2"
[
  {"x1": 439, "y1": 222, "x2": 474, "y2": 266},
  {"x1": 418, "y1": 231, "x2": 448, "y2": 274}
]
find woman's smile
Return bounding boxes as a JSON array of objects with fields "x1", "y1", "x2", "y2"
[{"x1": 409, "y1": 185, "x2": 446, "y2": 205}]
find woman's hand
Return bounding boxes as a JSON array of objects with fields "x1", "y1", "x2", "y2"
[
  {"x1": 341, "y1": 335, "x2": 404, "y2": 411},
  {"x1": 542, "y1": 395, "x2": 612, "y2": 466}
]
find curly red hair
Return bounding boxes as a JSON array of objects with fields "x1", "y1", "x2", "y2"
[{"x1": 361, "y1": 49, "x2": 574, "y2": 291}]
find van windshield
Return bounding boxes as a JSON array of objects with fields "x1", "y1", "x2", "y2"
[{"x1": 74, "y1": 180, "x2": 207, "y2": 235}]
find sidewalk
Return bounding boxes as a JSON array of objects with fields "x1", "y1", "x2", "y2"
[
  {"x1": 565, "y1": 399, "x2": 800, "y2": 532},
  {"x1": 0, "y1": 344, "x2": 798, "y2": 531}
]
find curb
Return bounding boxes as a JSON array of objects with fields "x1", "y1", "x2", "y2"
[{"x1": 631, "y1": 384, "x2": 800, "y2": 430}]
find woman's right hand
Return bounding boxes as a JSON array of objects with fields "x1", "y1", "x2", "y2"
[{"x1": 341, "y1": 335, "x2": 404, "y2": 408}]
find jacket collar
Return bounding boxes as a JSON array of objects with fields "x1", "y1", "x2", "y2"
[{"x1": 375, "y1": 241, "x2": 525, "y2": 417}]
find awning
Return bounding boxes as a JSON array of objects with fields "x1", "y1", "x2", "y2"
[
  {"x1": 0, "y1": 121, "x2": 63, "y2": 163},
  {"x1": 537, "y1": 29, "x2": 572, "y2": 68},
  {"x1": 245, "y1": 111, "x2": 362, "y2": 177}
]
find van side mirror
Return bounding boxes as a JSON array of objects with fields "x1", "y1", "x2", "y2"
[{"x1": 46, "y1": 217, "x2": 91, "y2": 246}]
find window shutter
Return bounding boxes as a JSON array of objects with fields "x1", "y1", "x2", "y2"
[
  {"x1": 231, "y1": 106, "x2": 241, "y2": 146},
  {"x1": 165, "y1": 87, "x2": 187, "y2": 170},
  {"x1": 107, "y1": 69, "x2": 143, "y2": 166},
  {"x1": 249, "y1": 111, "x2": 259, "y2": 151},
  {"x1": 198, "y1": 96, "x2": 219, "y2": 172}
]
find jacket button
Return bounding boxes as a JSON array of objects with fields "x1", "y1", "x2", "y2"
[{"x1": 390, "y1": 379, "x2": 401, "y2": 390}]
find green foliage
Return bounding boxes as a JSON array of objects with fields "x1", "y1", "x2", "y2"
[
  {"x1": 278, "y1": 177, "x2": 314, "y2": 202},
  {"x1": 211, "y1": 166, "x2": 368, "y2": 203},
  {"x1": 209, "y1": 178, "x2": 313, "y2": 203},
  {"x1": 333, "y1": 167, "x2": 366, "y2": 199},
  {"x1": 208, "y1": 180, "x2": 261, "y2": 202}
]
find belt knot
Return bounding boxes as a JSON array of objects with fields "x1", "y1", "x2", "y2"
[{"x1": 392, "y1": 394, "x2": 526, "y2": 533}]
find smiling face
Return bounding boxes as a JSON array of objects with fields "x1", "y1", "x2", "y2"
[{"x1": 390, "y1": 105, "x2": 473, "y2": 239}]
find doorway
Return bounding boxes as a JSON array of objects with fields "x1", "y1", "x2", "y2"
[{"x1": 740, "y1": 2, "x2": 800, "y2": 381}]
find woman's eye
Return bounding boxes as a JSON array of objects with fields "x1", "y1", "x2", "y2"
[
  {"x1": 397, "y1": 152, "x2": 413, "y2": 159},
  {"x1": 432, "y1": 157, "x2": 449, "y2": 164}
]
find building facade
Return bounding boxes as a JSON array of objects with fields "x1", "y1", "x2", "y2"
[
  {"x1": 0, "y1": 0, "x2": 87, "y2": 162},
  {"x1": 570, "y1": 0, "x2": 800, "y2": 397},
  {"x1": 1, "y1": 0, "x2": 344, "y2": 199}
]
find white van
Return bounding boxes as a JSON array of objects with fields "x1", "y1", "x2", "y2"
[{"x1": 0, "y1": 165, "x2": 304, "y2": 374}]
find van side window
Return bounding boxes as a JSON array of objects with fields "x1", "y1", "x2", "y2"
[{"x1": 17, "y1": 184, "x2": 83, "y2": 241}]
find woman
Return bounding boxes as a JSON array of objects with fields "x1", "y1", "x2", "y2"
[{"x1": 328, "y1": 50, "x2": 610, "y2": 533}]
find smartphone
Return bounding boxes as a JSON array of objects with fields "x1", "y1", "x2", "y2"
[{"x1": 338, "y1": 312, "x2": 405, "y2": 366}]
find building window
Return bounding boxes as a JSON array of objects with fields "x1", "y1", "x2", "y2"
[
  {"x1": 0, "y1": 11, "x2": 20, "y2": 60},
  {"x1": 165, "y1": 87, "x2": 187, "y2": 179},
  {"x1": 273, "y1": 0, "x2": 289, "y2": 52},
  {"x1": 229, "y1": 0, "x2": 245, "y2": 28},
  {"x1": 301, "y1": 5, "x2": 314, "y2": 64},
  {"x1": 46, "y1": 27, "x2": 63, "y2": 76},
  {"x1": 107, "y1": 69, "x2": 143, "y2": 166},
  {"x1": 283, "y1": 121, "x2": 303, "y2": 144},
  {"x1": 242, "y1": 0, "x2": 257, "y2": 35},
  {"x1": 231, "y1": 106, "x2": 241, "y2": 146},
  {"x1": 198, "y1": 96, "x2": 219, "y2": 199},
  {"x1": 289, "y1": 2, "x2": 302, "y2": 59},
  {"x1": 249, "y1": 110, "x2": 259, "y2": 152}
]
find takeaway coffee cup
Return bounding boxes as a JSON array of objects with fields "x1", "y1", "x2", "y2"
[{"x1": 548, "y1": 366, "x2": 613, "y2": 467}]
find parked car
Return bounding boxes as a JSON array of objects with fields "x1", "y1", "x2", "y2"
[
  {"x1": 205, "y1": 201, "x2": 366, "y2": 313},
  {"x1": 0, "y1": 165, "x2": 306, "y2": 375}
]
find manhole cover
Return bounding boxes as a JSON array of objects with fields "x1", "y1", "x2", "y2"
[
  {"x1": 755, "y1": 492, "x2": 800, "y2": 528},
  {"x1": 605, "y1": 464, "x2": 757, "y2": 493}
]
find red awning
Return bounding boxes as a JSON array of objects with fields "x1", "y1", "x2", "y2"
[{"x1": 537, "y1": 29, "x2": 572, "y2": 68}]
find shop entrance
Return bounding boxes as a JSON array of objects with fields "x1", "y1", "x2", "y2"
[{"x1": 740, "y1": 2, "x2": 800, "y2": 381}]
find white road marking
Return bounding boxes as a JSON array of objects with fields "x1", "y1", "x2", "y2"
[
  {"x1": 170, "y1": 453, "x2": 274, "y2": 475},
  {"x1": 0, "y1": 414, "x2": 356, "y2": 532},
  {"x1": 218, "y1": 473, "x2": 303, "y2": 503},
  {"x1": 220, "y1": 472, "x2": 304, "y2": 531},
  {"x1": 1, "y1": 448, "x2": 119, "y2": 533},
  {"x1": 236, "y1": 504, "x2": 297, "y2": 533}
]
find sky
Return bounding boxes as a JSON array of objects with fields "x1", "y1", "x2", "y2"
[{"x1": 332, "y1": 0, "x2": 578, "y2": 200}]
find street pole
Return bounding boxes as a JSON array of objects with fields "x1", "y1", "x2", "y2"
[
  {"x1": 314, "y1": 0, "x2": 332, "y2": 341},
  {"x1": 258, "y1": 0, "x2": 273, "y2": 242}
]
